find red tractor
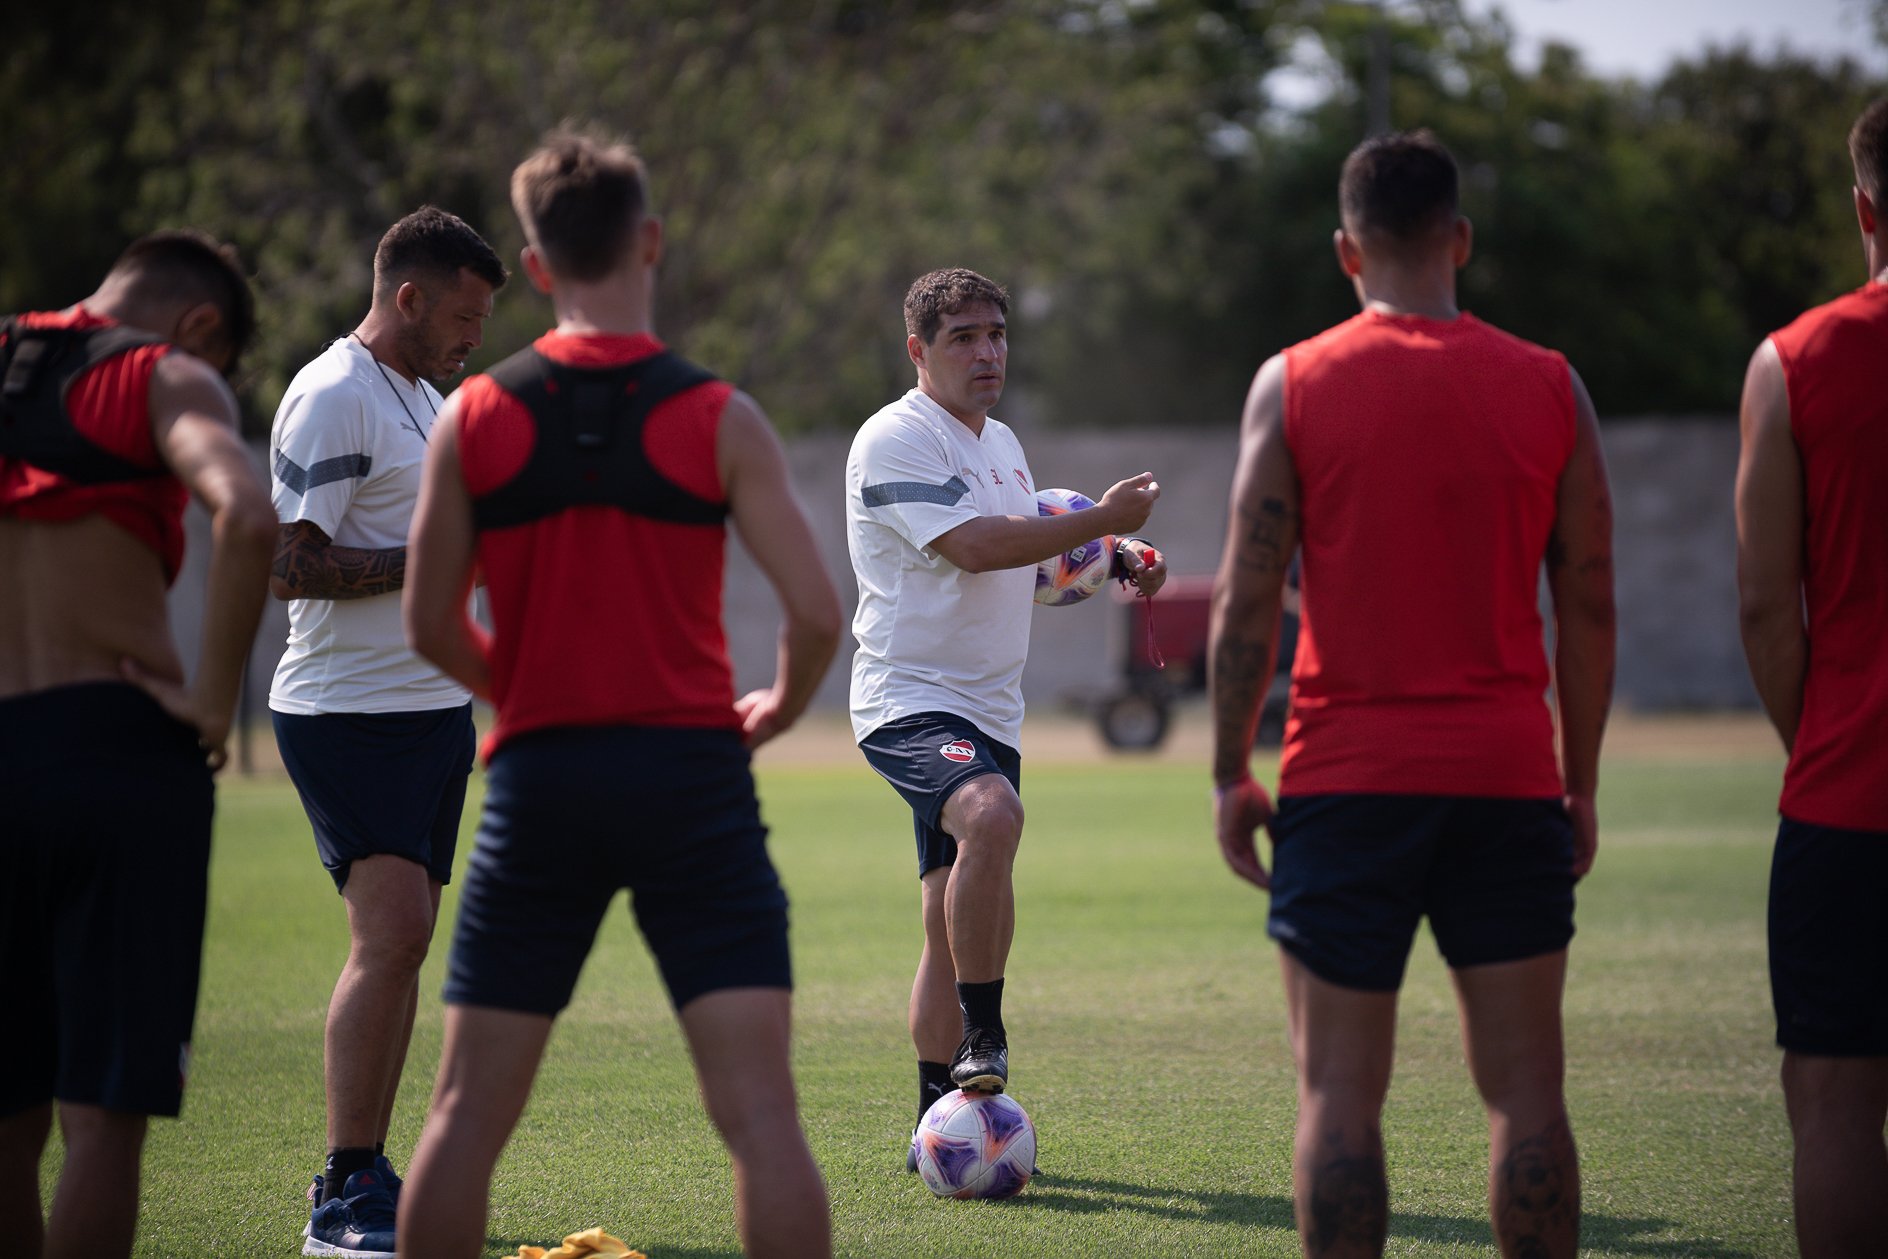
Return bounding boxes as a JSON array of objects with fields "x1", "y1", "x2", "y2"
[{"x1": 1094, "y1": 574, "x2": 1298, "y2": 751}]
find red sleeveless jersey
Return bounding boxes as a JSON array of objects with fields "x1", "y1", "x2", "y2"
[
  {"x1": 1768, "y1": 283, "x2": 1888, "y2": 831},
  {"x1": 456, "y1": 331, "x2": 740, "y2": 758},
  {"x1": 0, "y1": 309, "x2": 185, "y2": 582},
  {"x1": 1278, "y1": 310, "x2": 1574, "y2": 797}
]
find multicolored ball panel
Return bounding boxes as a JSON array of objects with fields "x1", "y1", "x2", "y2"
[
  {"x1": 914, "y1": 1089, "x2": 1037, "y2": 1200},
  {"x1": 1034, "y1": 487, "x2": 1115, "y2": 607}
]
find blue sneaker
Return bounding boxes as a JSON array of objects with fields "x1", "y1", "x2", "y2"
[
  {"x1": 302, "y1": 1173, "x2": 321, "y2": 1240},
  {"x1": 302, "y1": 1168, "x2": 397, "y2": 1258},
  {"x1": 373, "y1": 1154, "x2": 403, "y2": 1205}
]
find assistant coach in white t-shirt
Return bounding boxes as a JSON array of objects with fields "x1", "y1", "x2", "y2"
[
  {"x1": 267, "y1": 207, "x2": 505, "y2": 1255},
  {"x1": 846, "y1": 268, "x2": 1167, "y2": 1161}
]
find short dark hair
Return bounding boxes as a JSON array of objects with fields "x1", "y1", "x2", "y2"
[
  {"x1": 373, "y1": 206, "x2": 508, "y2": 298},
  {"x1": 510, "y1": 125, "x2": 649, "y2": 283},
  {"x1": 903, "y1": 268, "x2": 1009, "y2": 343},
  {"x1": 109, "y1": 229, "x2": 257, "y2": 373},
  {"x1": 1339, "y1": 129, "x2": 1460, "y2": 249},
  {"x1": 1850, "y1": 97, "x2": 1888, "y2": 202}
]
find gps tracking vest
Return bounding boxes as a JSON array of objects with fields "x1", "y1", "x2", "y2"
[
  {"x1": 0, "y1": 317, "x2": 168, "y2": 483},
  {"x1": 472, "y1": 347, "x2": 729, "y2": 530}
]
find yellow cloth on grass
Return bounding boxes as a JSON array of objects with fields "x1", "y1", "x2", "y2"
[{"x1": 503, "y1": 1226, "x2": 645, "y2": 1259}]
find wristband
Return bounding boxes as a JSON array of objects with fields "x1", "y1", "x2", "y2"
[
  {"x1": 1112, "y1": 536, "x2": 1151, "y2": 580},
  {"x1": 1212, "y1": 774, "x2": 1255, "y2": 800}
]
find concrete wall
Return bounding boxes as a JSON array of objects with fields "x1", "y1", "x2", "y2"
[
  {"x1": 726, "y1": 418, "x2": 1757, "y2": 715},
  {"x1": 171, "y1": 417, "x2": 1755, "y2": 736},
  {"x1": 1600, "y1": 419, "x2": 1753, "y2": 708}
]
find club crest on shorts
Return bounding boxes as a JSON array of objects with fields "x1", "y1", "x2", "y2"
[{"x1": 939, "y1": 739, "x2": 975, "y2": 763}]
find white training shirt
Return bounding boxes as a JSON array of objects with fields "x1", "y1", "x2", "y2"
[
  {"x1": 268, "y1": 336, "x2": 470, "y2": 714},
  {"x1": 846, "y1": 388, "x2": 1038, "y2": 748}
]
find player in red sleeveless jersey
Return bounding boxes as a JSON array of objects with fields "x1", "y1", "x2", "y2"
[
  {"x1": 398, "y1": 126, "x2": 840, "y2": 1259},
  {"x1": 1208, "y1": 132, "x2": 1616, "y2": 1258},
  {"x1": 0, "y1": 232, "x2": 275, "y2": 1258},
  {"x1": 1736, "y1": 97, "x2": 1888, "y2": 1259}
]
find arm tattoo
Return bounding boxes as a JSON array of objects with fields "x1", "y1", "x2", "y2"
[
  {"x1": 1210, "y1": 628, "x2": 1273, "y2": 780},
  {"x1": 1548, "y1": 531, "x2": 1613, "y2": 578},
  {"x1": 1549, "y1": 480, "x2": 1613, "y2": 573},
  {"x1": 1212, "y1": 496, "x2": 1292, "y2": 773},
  {"x1": 273, "y1": 525, "x2": 407, "y2": 600},
  {"x1": 1237, "y1": 495, "x2": 1294, "y2": 573}
]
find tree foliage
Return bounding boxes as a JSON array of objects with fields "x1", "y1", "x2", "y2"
[{"x1": 3, "y1": 0, "x2": 1882, "y2": 431}]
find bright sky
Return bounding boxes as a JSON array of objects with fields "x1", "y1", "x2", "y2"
[{"x1": 1465, "y1": 0, "x2": 1887, "y2": 79}]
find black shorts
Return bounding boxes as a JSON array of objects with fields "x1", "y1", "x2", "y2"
[
  {"x1": 1769, "y1": 815, "x2": 1888, "y2": 1055},
  {"x1": 858, "y1": 712, "x2": 1022, "y2": 877},
  {"x1": 0, "y1": 682, "x2": 213, "y2": 1118},
  {"x1": 272, "y1": 703, "x2": 475, "y2": 890},
  {"x1": 1267, "y1": 794, "x2": 1576, "y2": 992},
  {"x1": 443, "y1": 725, "x2": 791, "y2": 1016}
]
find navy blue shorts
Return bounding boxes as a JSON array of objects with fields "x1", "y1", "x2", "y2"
[
  {"x1": 1770, "y1": 815, "x2": 1888, "y2": 1055},
  {"x1": 444, "y1": 725, "x2": 791, "y2": 1016},
  {"x1": 272, "y1": 703, "x2": 475, "y2": 890},
  {"x1": 858, "y1": 712, "x2": 1022, "y2": 877},
  {"x1": 1267, "y1": 794, "x2": 1576, "y2": 992},
  {"x1": 0, "y1": 683, "x2": 213, "y2": 1118}
]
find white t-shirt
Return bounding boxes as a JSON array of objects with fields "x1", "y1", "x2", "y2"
[
  {"x1": 268, "y1": 336, "x2": 470, "y2": 714},
  {"x1": 846, "y1": 388, "x2": 1038, "y2": 747}
]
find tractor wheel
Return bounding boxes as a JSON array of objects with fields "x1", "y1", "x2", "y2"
[{"x1": 1098, "y1": 691, "x2": 1170, "y2": 750}]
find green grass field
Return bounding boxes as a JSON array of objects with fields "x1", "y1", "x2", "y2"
[{"x1": 59, "y1": 719, "x2": 1795, "y2": 1257}]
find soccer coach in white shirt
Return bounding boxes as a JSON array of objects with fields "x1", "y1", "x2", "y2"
[
  {"x1": 846, "y1": 268, "x2": 1166, "y2": 1158},
  {"x1": 267, "y1": 207, "x2": 505, "y2": 1251}
]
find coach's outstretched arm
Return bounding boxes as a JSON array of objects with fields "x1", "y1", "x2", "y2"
[
  {"x1": 929, "y1": 473, "x2": 1160, "y2": 574},
  {"x1": 1208, "y1": 354, "x2": 1298, "y2": 889},
  {"x1": 1733, "y1": 340, "x2": 1806, "y2": 753},
  {"x1": 1546, "y1": 367, "x2": 1616, "y2": 880},
  {"x1": 404, "y1": 396, "x2": 493, "y2": 700},
  {"x1": 719, "y1": 392, "x2": 843, "y2": 748},
  {"x1": 123, "y1": 352, "x2": 276, "y2": 770}
]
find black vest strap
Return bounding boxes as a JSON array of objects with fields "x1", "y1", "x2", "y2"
[
  {"x1": 0, "y1": 317, "x2": 172, "y2": 484},
  {"x1": 471, "y1": 346, "x2": 729, "y2": 531}
]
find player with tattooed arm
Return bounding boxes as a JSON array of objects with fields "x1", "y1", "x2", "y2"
[
  {"x1": 267, "y1": 207, "x2": 507, "y2": 1257},
  {"x1": 1208, "y1": 131, "x2": 1616, "y2": 1259}
]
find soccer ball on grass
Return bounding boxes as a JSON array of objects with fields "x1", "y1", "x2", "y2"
[{"x1": 912, "y1": 1089, "x2": 1037, "y2": 1200}]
